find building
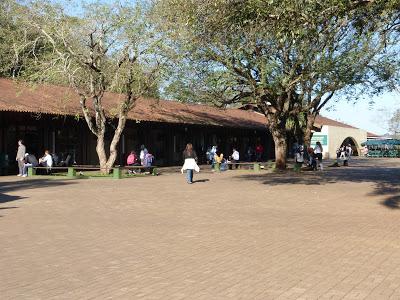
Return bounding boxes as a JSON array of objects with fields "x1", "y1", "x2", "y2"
[
  {"x1": 311, "y1": 116, "x2": 369, "y2": 158},
  {"x1": 0, "y1": 78, "x2": 273, "y2": 174},
  {"x1": 0, "y1": 78, "x2": 372, "y2": 174}
]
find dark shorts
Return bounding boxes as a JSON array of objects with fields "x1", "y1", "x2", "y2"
[{"x1": 316, "y1": 153, "x2": 323, "y2": 161}]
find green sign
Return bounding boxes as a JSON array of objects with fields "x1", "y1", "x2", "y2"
[{"x1": 311, "y1": 134, "x2": 328, "y2": 146}]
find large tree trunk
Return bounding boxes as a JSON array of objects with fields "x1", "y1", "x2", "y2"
[
  {"x1": 105, "y1": 115, "x2": 127, "y2": 170},
  {"x1": 271, "y1": 129, "x2": 288, "y2": 170},
  {"x1": 96, "y1": 132, "x2": 109, "y2": 174},
  {"x1": 303, "y1": 113, "x2": 317, "y2": 149}
]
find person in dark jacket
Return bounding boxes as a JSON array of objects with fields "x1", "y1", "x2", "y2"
[{"x1": 22, "y1": 153, "x2": 39, "y2": 177}]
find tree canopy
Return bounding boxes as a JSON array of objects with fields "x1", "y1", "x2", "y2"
[
  {"x1": 3, "y1": 0, "x2": 166, "y2": 172},
  {"x1": 156, "y1": 0, "x2": 400, "y2": 168}
]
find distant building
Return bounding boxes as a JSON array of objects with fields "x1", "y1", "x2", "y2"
[
  {"x1": 0, "y1": 78, "x2": 373, "y2": 174},
  {"x1": 312, "y1": 116, "x2": 368, "y2": 158}
]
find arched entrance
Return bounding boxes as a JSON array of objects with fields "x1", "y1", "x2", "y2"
[{"x1": 341, "y1": 137, "x2": 359, "y2": 156}]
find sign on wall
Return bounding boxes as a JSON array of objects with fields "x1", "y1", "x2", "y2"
[{"x1": 311, "y1": 134, "x2": 328, "y2": 146}]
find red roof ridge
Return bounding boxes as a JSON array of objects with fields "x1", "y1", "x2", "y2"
[{"x1": 0, "y1": 78, "x2": 267, "y2": 129}]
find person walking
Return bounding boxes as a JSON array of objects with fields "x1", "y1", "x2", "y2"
[
  {"x1": 16, "y1": 139, "x2": 26, "y2": 176},
  {"x1": 314, "y1": 141, "x2": 323, "y2": 171},
  {"x1": 181, "y1": 143, "x2": 199, "y2": 184}
]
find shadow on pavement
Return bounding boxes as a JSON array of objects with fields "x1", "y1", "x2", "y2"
[
  {"x1": 0, "y1": 206, "x2": 19, "y2": 217},
  {"x1": 193, "y1": 179, "x2": 210, "y2": 183},
  {"x1": 0, "y1": 179, "x2": 76, "y2": 205},
  {"x1": 235, "y1": 159, "x2": 400, "y2": 210}
]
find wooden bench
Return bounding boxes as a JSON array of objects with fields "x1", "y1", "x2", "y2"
[
  {"x1": 28, "y1": 166, "x2": 70, "y2": 177},
  {"x1": 121, "y1": 165, "x2": 159, "y2": 176},
  {"x1": 28, "y1": 165, "x2": 158, "y2": 179},
  {"x1": 214, "y1": 162, "x2": 262, "y2": 172}
]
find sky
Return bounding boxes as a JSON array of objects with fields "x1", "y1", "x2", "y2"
[{"x1": 321, "y1": 92, "x2": 400, "y2": 135}]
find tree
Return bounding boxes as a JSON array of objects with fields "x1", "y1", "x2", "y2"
[
  {"x1": 388, "y1": 108, "x2": 400, "y2": 138},
  {"x1": 0, "y1": 0, "x2": 53, "y2": 78},
  {"x1": 155, "y1": 0, "x2": 400, "y2": 169},
  {"x1": 20, "y1": 1, "x2": 164, "y2": 173}
]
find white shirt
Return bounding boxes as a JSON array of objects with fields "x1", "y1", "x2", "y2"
[
  {"x1": 140, "y1": 149, "x2": 148, "y2": 160},
  {"x1": 181, "y1": 158, "x2": 200, "y2": 173},
  {"x1": 41, "y1": 154, "x2": 53, "y2": 167},
  {"x1": 232, "y1": 150, "x2": 240, "y2": 161},
  {"x1": 314, "y1": 145, "x2": 322, "y2": 154}
]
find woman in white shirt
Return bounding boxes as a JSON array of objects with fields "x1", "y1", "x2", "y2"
[{"x1": 314, "y1": 142, "x2": 323, "y2": 171}]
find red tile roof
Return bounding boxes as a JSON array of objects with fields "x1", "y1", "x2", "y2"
[
  {"x1": 0, "y1": 78, "x2": 360, "y2": 131},
  {"x1": 0, "y1": 78, "x2": 267, "y2": 129},
  {"x1": 367, "y1": 131, "x2": 381, "y2": 138},
  {"x1": 314, "y1": 115, "x2": 358, "y2": 129}
]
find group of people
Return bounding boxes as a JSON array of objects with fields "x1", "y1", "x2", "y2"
[
  {"x1": 16, "y1": 140, "x2": 54, "y2": 177},
  {"x1": 294, "y1": 142, "x2": 354, "y2": 171},
  {"x1": 336, "y1": 144, "x2": 353, "y2": 166},
  {"x1": 206, "y1": 145, "x2": 242, "y2": 171},
  {"x1": 294, "y1": 141, "x2": 324, "y2": 171},
  {"x1": 183, "y1": 143, "x2": 266, "y2": 183},
  {"x1": 126, "y1": 145, "x2": 154, "y2": 173}
]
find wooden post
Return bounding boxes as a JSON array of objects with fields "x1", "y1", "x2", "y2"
[
  {"x1": 152, "y1": 167, "x2": 157, "y2": 176},
  {"x1": 67, "y1": 167, "x2": 76, "y2": 178},
  {"x1": 28, "y1": 166, "x2": 36, "y2": 177},
  {"x1": 253, "y1": 163, "x2": 260, "y2": 172},
  {"x1": 113, "y1": 167, "x2": 122, "y2": 179}
]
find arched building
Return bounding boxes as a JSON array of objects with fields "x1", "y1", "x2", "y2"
[{"x1": 311, "y1": 116, "x2": 369, "y2": 158}]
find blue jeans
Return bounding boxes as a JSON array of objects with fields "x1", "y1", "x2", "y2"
[{"x1": 186, "y1": 169, "x2": 194, "y2": 183}]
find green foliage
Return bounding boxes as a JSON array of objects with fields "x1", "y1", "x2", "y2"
[
  {"x1": 155, "y1": 0, "x2": 399, "y2": 166},
  {"x1": 156, "y1": 0, "x2": 400, "y2": 116},
  {"x1": 0, "y1": 0, "x2": 55, "y2": 79},
  {"x1": 388, "y1": 108, "x2": 400, "y2": 137}
]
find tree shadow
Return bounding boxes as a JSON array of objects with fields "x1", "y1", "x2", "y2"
[
  {"x1": 234, "y1": 159, "x2": 400, "y2": 210},
  {"x1": 0, "y1": 192, "x2": 27, "y2": 204},
  {"x1": 0, "y1": 179, "x2": 76, "y2": 205},
  {"x1": 372, "y1": 183, "x2": 400, "y2": 209},
  {"x1": 0, "y1": 205, "x2": 19, "y2": 217}
]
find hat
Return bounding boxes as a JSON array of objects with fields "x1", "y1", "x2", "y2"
[{"x1": 24, "y1": 153, "x2": 29, "y2": 157}]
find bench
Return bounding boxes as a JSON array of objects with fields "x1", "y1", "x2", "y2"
[
  {"x1": 121, "y1": 165, "x2": 159, "y2": 176},
  {"x1": 28, "y1": 165, "x2": 158, "y2": 179},
  {"x1": 214, "y1": 162, "x2": 262, "y2": 172},
  {"x1": 28, "y1": 166, "x2": 70, "y2": 176}
]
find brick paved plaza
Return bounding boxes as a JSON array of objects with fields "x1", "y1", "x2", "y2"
[{"x1": 1, "y1": 158, "x2": 400, "y2": 300}]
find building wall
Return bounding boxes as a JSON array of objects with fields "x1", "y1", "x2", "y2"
[
  {"x1": 0, "y1": 112, "x2": 272, "y2": 174},
  {"x1": 316, "y1": 125, "x2": 367, "y2": 158}
]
